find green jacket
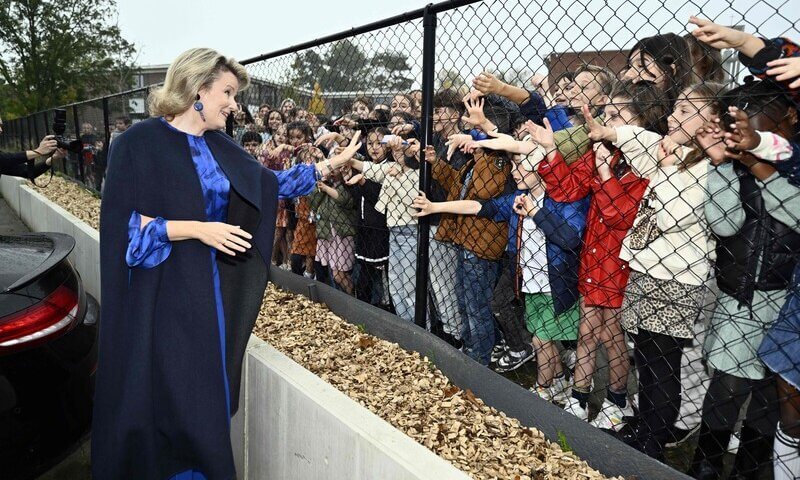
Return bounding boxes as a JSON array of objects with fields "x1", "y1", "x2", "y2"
[
  {"x1": 310, "y1": 184, "x2": 357, "y2": 239},
  {"x1": 553, "y1": 115, "x2": 604, "y2": 164}
]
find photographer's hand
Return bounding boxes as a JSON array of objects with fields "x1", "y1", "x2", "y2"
[{"x1": 26, "y1": 135, "x2": 57, "y2": 160}]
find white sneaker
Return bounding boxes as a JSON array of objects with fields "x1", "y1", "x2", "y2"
[
  {"x1": 531, "y1": 377, "x2": 570, "y2": 405},
  {"x1": 590, "y1": 399, "x2": 634, "y2": 431},
  {"x1": 550, "y1": 375, "x2": 570, "y2": 405},
  {"x1": 531, "y1": 385, "x2": 556, "y2": 402},
  {"x1": 563, "y1": 396, "x2": 589, "y2": 421},
  {"x1": 303, "y1": 271, "x2": 314, "y2": 278},
  {"x1": 560, "y1": 348, "x2": 577, "y2": 372}
]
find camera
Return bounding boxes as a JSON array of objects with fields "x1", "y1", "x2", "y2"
[{"x1": 52, "y1": 109, "x2": 83, "y2": 153}]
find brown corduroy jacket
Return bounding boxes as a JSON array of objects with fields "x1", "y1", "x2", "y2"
[{"x1": 432, "y1": 149, "x2": 511, "y2": 261}]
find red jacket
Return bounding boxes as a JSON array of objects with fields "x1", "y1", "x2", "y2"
[{"x1": 538, "y1": 149, "x2": 648, "y2": 308}]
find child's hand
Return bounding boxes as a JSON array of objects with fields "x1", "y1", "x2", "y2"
[
  {"x1": 411, "y1": 191, "x2": 434, "y2": 217},
  {"x1": 391, "y1": 123, "x2": 415, "y2": 136},
  {"x1": 724, "y1": 106, "x2": 760, "y2": 151},
  {"x1": 316, "y1": 180, "x2": 332, "y2": 193},
  {"x1": 460, "y1": 140, "x2": 481, "y2": 155},
  {"x1": 386, "y1": 135, "x2": 404, "y2": 152},
  {"x1": 513, "y1": 194, "x2": 538, "y2": 217},
  {"x1": 766, "y1": 57, "x2": 800, "y2": 88},
  {"x1": 345, "y1": 173, "x2": 364, "y2": 186},
  {"x1": 658, "y1": 137, "x2": 683, "y2": 167},
  {"x1": 424, "y1": 145, "x2": 437, "y2": 164},
  {"x1": 404, "y1": 138, "x2": 421, "y2": 158},
  {"x1": 695, "y1": 119, "x2": 728, "y2": 165},
  {"x1": 461, "y1": 92, "x2": 488, "y2": 128},
  {"x1": 593, "y1": 142, "x2": 614, "y2": 178},
  {"x1": 688, "y1": 16, "x2": 750, "y2": 51},
  {"x1": 341, "y1": 130, "x2": 362, "y2": 158},
  {"x1": 524, "y1": 118, "x2": 555, "y2": 150},
  {"x1": 446, "y1": 133, "x2": 474, "y2": 160},
  {"x1": 582, "y1": 105, "x2": 614, "y2": 142},
  {"x1": 315, "y1": 132, "x2": 341, "y2": 149},
  {"x1": 472, "y1": 72, "x2": 505, "y2": 95}
]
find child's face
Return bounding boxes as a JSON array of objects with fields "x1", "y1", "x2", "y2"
[
  {"x1": 433, "y1": 107, "x2": 459, "y2": 133},
  {"x1": 553, "y1": 77, "x2": 571, "y2": 106},
  {"x1": 287, "y1": 128, "x2": 308, "y2": 148},
  {"x1": 281, "y1": 101, "x2": 295, "y2": 115},
  {"x1": 668, "y1": 91, "x2": 716, "y2": 145},
  {"x1": 604, "y1": 96, "x2": 639, "y2": 128},
  {"x1": 366, "y1": 132, "x2": 388, "y2": 161},
  {"x1": 352, "y1": 101, "x2": 370, "y2": 119},
  {"x1": 243, "y1": 140, "x2": 260, "y2": 156},
  {"x1": 390, "y1": 95, "x2": 413, "y2": 115},
  {"x1": 512, "y1": 160, "x2": 541, "y2": 190},
  {"x1": 268, "y1": 112, "x2": 283, "y2": 130},
  {"x1": 273, "y1": 126, "x2": 287, "y2": 144},
  {"x1": 566, "y1": 71, "x2": 606, "y2": 110},
  {"x1": 623, "y1": 50, "x2": 669, "y2": 91}
]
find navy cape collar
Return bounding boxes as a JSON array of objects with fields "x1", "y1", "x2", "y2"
[{"x1": 153, "y1": 117, "x2": 263, "y2": 211}]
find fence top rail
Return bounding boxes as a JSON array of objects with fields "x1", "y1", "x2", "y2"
[
  {"x1": 239, "y1": 0, "x2": 481, "y2": 65},
  {"x1": 20, "y1": 84, "x2": 161, "y2": 119}
]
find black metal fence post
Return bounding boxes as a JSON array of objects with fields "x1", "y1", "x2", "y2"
[
  {"x1": 72, "y1": 106, "x2": 85, "y2": 184},
  {"x1": 102, "y1": 97, "x2": 111, "y2": 148},
  {"x1": 413, "y1": 5, "x2": 437, "y2": 330}
]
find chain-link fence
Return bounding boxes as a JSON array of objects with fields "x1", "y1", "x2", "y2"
[{"x1": 3, "y1": 0, "x2": 800, "y2": 477}]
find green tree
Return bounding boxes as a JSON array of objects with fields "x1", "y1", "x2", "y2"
[
  {"x1": 0, "y1": 0, "x2": 136, "y2": 117},
  {"x1": 290, "y1": 40, "x2": 413, "y2": 92},
  {"x1": 368, "y1": 51, "x2": 414, "y2": 91}
]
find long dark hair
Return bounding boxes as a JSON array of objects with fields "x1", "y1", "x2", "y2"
[
  {"x1": 265, "y1": 109, "x2": 285, "y2": 134},
  {"x1": 285, "y1": 121, "x2": 314, "y2": 143},
  {"x1": 610, "y1": 79, "x2": 670, "y2": 135},
  {"x1": 627, "y1": 33, "x2": 695, "y2": 106},
  {"x1": 721, "y1": 77, "x2": 799, "y2": 140}
]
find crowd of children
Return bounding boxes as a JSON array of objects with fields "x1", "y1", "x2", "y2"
[{"x1": 234, "y1": 17, "x2": 800, "y2": 478}]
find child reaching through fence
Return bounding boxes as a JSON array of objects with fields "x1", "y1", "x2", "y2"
[
  {"x1": 536, "y1": 80, "x2": 669, "y2": 429},
  {"x1": 412, "y1": 135, "x2": 588, "y2": 401}
]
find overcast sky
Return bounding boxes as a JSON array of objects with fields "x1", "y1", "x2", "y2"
[{"x1": 117, "y1": 0, "x2": 799, "y2": 68}]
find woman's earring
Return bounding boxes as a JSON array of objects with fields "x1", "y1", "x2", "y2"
[{"x1": 194, "y1": 95, "x2": 206, "y2": 122}]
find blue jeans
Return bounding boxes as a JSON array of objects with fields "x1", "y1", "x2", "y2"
[
  {"x1": 388, "y1": 225, "x2": 418, "y2": 322},
  {"x1": 429, "y1": 232, "x2": 461, "y2": 337},
  {"x1": 456, "y1": 247, "x2": 500, "y2": 365}
]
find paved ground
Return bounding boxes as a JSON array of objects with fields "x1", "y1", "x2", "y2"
[{"x1": 0, "y1": 197, "x2": 29, "y2": 235}]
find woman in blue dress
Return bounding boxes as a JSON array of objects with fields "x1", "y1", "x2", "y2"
[{"x1": 92, "y1": 48, "x2": 361, "y2": 480}]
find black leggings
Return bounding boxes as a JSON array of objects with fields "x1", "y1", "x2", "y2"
[
  {"x1": 490, "y1": 263, "x2": 530, "y2": 351},
  {"x1": 631, "y1": 329, "x2": 686, "y2": 443},
  {"x1": 702, "y1": 370, "x2": 779, "y2": 435}
]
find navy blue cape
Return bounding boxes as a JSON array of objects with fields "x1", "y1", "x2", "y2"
[{"x1": 92, "y1": 118, "x2": 277, "y2": 480}]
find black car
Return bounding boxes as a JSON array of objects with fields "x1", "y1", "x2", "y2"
[{"x1": 0, "y1": 233, "x2": 98, "y2": 480}]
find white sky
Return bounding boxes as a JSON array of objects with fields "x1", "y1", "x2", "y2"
[{"x1": 117, "y1": 0, "x2": 799, "y2": 90}]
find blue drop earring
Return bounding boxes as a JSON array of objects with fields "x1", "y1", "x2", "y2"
[{"x1": 194, "y1": 94, "x2": 206, "y2": 122}]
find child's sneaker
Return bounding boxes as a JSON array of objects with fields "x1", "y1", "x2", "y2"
[
  {"x1": 490, "y1": 339, "x2": 508, "y2": 365},
  {"x1": 494, "y1": 347, "x2": 534, "y2": 373},
  {"x1": 560, "y1": 348, "x2": 577, "y2": 373},
  {"x1": 590, "y1": 399, "x2": 634, "y2": 431},
  {"x1": 549, "y1": 375, "x2": 570, "y2": 405},
  {"x1": 563, "y1": 396, "x2": 589, "y2": 421}
]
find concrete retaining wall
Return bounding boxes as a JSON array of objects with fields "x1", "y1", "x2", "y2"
[{"x1": 1, "y1": 175, "x2": 468, "y2": 480}]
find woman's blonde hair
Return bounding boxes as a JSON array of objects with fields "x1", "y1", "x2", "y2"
[{"x1": 148, "y1": 48, "x2": 250, "y2": 118}]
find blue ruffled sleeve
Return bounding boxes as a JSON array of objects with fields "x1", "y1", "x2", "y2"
[
  {"x1": 126, "y1": 211, "x2": 172, "y2": 268},
  {"x1": 274, "y1": 163, "x2": 320, "y2": 200}
]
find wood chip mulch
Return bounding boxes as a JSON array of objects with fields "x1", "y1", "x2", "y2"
[{"x1": 30, "y1": 176, "x2": 620, "y2": 480}]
